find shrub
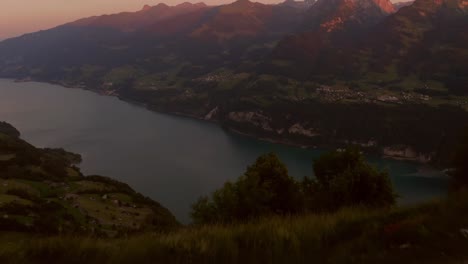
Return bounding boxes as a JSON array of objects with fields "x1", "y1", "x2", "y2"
[
  {"x1": 191, "y1": 153, "x2": 303, "y2": 224},
  {"x1": 309, "y1": 148, "x2": 396, "y2": 211},
  {"x1": 192, "y1": 149, "x2": 396, "y2": 225}
]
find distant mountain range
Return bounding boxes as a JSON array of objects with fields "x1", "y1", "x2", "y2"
[
  {"x1": 72, "y1": 2, "x2": 209, "y2": 32},
  {"x1": 0, "y1": 0, "x2": 466, "y2": 92},
  {"x1": 0, "y1": 0, "x2": 467, "y2": 163}
]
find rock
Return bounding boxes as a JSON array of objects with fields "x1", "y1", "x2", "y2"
[
  {"x1": 383, "y1": 145, "x2": 432, "y2": 163},
  {"x1": 102, "y1": 194, "x2": 108, "y2": 200},
  {"x1": 288, "y1": 123, "x2": 319, "y2": 137},
  {"x1": 377, "y1": 95, "x2": 400, "y2": 103},
  {"x1": 204, "y1": 106, "x2": 219, "y2": 120}
]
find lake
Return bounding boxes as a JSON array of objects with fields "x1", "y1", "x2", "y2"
[{"x1": 0, "y1": 79, "x2": 448, "y2": 223}]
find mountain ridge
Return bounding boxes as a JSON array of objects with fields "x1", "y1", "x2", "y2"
[
  {"x1": 70, "y1": 2, "x2": 209, "y2": 32},
  {"x1": 0, "y1": 0, "x2": 467, "y2": 165}
]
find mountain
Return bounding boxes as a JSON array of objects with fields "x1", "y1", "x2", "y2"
[
  {"x1": 358, "y1": 0, "x2": 468, "y2": 94},
  {"x1": 142, "y1": 0, "x2": 305, "y2": 42},
  {"x1": 189, "y1": 0, "x2": 291, "y2": 41},
  {"x1": 0, "y1": 0, "x2": 304, "y2": 82},
  {"x1": 270, "y1": 0, "x2": 396, "y2": 75},
  {"x1": 301, "y1": 0, "x2": 395, "y2": 32},
  {"x1": 71, "y1": 2, "x2": 208, "y2": 32},
  {"x1": 269, "y1": 0, "x2": 468, "y2": 94},
  {"x1": 67, "y1": 0, "x2": 303, "y2": 42},
  {"x1": 0, "y1": 0, "x2": 399, "y2": 80},
  {"x1": 0, "y1": 0, "x2": 467, "y2": 162},
  {"x1": 1, "y1": 0, "x2": 466, "y2": 90}
]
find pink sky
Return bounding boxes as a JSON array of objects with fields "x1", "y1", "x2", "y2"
[{"x1": 0, "y1": 0, "x2": 403, "y2": 40}]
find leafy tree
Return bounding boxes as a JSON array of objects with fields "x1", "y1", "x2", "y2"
[
  {"x1": 192, "y1": 149, "x2": 397, "y2": 225},
  {"x1": 309, "y1": 148, "x2": 396, "y2": 211},
  {"x1": 191, "y1": 153, "x2": 302, "y2": 224}
]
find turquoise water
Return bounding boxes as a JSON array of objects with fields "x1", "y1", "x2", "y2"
[{"x1": 0, "y1": 79, "x2": 448, "y2": 223}]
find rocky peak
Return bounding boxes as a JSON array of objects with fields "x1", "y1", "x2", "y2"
[
  {"x1": 176, "y1": 2, "x2": 208, "y2": 8},
  {"x1": 155, "y1": 3, "x2": 170, "y2": 8},
  {"x1": 231, "y1": 0, "x2": 256, "y2": 7},
  {"x1": 305, "y1": 0, "x2": 396, "y2": 32},
  {"x1": 223, "y1": 0, "x2": 262, "y2": 12},
  {"x1": 141, "y1": 4, "x2": 152, "y2": 11},
  {"x1": 370, "y1": 0, "x2": 396, "y2": 13}
]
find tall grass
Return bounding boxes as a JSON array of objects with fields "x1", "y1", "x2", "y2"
[{"x1": 1, "y1": 192, "x2": 468, "y2": 264}]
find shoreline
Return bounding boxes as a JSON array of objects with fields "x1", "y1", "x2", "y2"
[{"x1": 7, "y1": 78, "x2": 436, "y2": 165}]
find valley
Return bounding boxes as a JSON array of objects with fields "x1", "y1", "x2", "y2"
[
  {"x1": 1, "y1": 0, "x2": 467, "y2": 165},
  {"x1": 1, "y1": 0, "x2": 468, "y2": 262}
]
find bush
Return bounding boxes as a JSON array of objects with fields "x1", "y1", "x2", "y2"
[
  {"x1": 309, "y1": 148, "x2": 396, "y2": 211},
  {"x1": 191, "y1": 153, "x2": 303, "y2": 224},
  {"x1": 192, "y1": 149, "x2": 396, "y2": 225}
]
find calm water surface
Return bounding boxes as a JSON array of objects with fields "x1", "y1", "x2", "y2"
[{"x1": 0, "y1": 79, "x2": 448, "y2": 223}]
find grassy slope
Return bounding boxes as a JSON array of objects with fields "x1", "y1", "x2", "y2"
[
  {"x1": 0, "y1": 123, "x2": 178, "y2": 236},
  {"x1": 1, "y1": 191, "x2": 467, "y2": 264}
]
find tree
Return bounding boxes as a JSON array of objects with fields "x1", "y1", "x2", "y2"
[
  {"x1": 191, "y1": 153, "x2": 302, "y2": 224},
  {"x1": 191, "y1": 149, "x2": 397, "y2": 225},
  {"x1": 309, "y1": 148, "x2": 396, "y2": 211}
]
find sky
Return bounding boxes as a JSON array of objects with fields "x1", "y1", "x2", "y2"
[{"x1": 0, "y1": 0, "x2": 402, "y2": 40}]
